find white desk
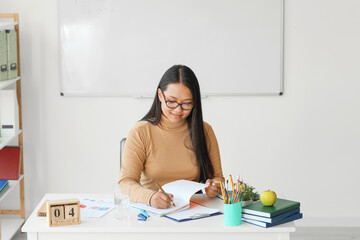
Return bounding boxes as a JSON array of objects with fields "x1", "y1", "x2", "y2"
[{"x1": 22, "y1": 194, "x2": 296, "y2": 240}]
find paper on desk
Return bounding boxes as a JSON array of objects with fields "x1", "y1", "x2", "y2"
[
  {"x1": 131, "y1": 180, "x2": 207, "y2": 217},
  {"x1": 165, "y1": 201, "x2": 221, "y2": 221},
  {"x1": 79, "y1": 198, "x2": 115, "y2": 218},
  {"x1": 162, "y1": 180, "x2": 207, "y2": 203}
]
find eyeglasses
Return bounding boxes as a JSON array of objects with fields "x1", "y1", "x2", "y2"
[{"x1": 161, "y1": 90, "x2": 194, "y2": 110}]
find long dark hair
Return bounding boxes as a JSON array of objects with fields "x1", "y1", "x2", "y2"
[{"x1": 141, "y1": 65, "x2": 214, "y2": 183}]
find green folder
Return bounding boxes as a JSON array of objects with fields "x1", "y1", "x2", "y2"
[
  {"x1": 242, "y1": 198, "x2": 300, "y2": 218},
  {"x1": 0, "y1": 30, "x2": 8, "y2": 81},
  {"x1": 6, "y1": 29, "x2": 18, "y2": 80}
]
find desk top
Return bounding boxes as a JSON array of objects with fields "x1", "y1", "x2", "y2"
[{"x1": 22, "y1": 194, "x2": 296, "y2": 233}]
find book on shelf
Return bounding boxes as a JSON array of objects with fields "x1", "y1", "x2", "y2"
[
  {"x1": 131, "y1": 179, "x2": 208, "y2": 217},
  {"x1": 242, "y1": 198, "x2": 300, "y2": 218},
  {"x1": 242, "y1": 207, "x2": 300, "y2": 224},
  {"x1": 0, "y1": 179, "x2": 9, "y2": 195},
  {"x1": 242, "y1": 212, "x2": 303, "y2": 228},
  {"x1": 0, "y1": 146, "x2": 21, "y2": 180}
]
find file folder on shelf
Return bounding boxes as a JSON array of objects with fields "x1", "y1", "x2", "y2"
[
  {"x1": 0, "y1": 30, "x2": 8, "y2": 81},
  {"x1": 6, "y1": 29, "x2": 18, "y2": 80}
]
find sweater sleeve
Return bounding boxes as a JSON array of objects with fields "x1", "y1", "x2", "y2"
[
  {"x1": 204, "y1": 123, "x2": 224, "y2": 182},
  {"x1": 118, "y1": 124, "x2": 156, "y2": 205}
]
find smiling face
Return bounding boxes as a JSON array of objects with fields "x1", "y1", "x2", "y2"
[{"x1": 158, "y1": 83, "x2": 194, "y2": 123}]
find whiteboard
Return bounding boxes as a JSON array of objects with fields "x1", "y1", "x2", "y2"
[{"x1": 59, "y1": 0, "x2": 283, "y2": 96}]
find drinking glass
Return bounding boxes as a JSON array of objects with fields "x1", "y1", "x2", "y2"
[{"x1": 113, "y1": 184, "x2": 131, "y2": 221}]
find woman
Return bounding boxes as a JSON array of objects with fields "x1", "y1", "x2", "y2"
[{"x1": 119, "y1": 65, "x2": 223, "y2": 209}]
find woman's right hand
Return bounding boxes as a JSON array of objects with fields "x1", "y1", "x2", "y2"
[{"x1": 149, "y1": 192, "x2": 174, "y2": 209}]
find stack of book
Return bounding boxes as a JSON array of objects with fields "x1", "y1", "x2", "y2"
[{"x1": 241, "y1": 198, "x2": 302, "y2": 228}]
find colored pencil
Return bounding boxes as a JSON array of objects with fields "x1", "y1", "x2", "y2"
[{"x1": 220, "y1": 181, "x2": 226, "y2": 204}]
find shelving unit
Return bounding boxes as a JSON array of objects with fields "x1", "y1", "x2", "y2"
[
  {"x1": 0, "y1": 13, "x2": 25, "y2": 240},
  {"x1": 0, "y1": 176, "x2": 24, "y2": 203},
  {"x1": 0, "y1": 130, "x2": 22, "y2": 150},
  {"x1": 0, "y1": 78, "x2": 19, "y2": 90}
]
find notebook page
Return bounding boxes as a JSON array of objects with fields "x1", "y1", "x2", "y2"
[{"x1": 162, "y1": 180, "x2": 207, "y2": 203}]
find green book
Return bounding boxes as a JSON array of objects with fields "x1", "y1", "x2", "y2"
[{"x1": 242, "y1": 198, "x2": 300, "y2": 218}]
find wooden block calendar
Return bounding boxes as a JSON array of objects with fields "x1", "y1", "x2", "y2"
[{"x1": 46, "y1": 199, "x2": 80, "y2": 227}]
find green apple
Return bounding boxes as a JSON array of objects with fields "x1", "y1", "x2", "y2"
[{"x1": 260, "y1": 190, "x2": 277, "y2": 206}]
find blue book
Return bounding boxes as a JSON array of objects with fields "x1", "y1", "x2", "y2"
[
  {"x1": 242, "y1": 208, "x2": 300, "y2": 224},
  {"x1": 242, "y1": 212, "x2": 303, "y2": 228},
  {"x1": 0, "y1": 179, "x2": 9, "y2": 193}
]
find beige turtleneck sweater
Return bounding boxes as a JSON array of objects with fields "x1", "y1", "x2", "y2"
[{"x1": 118, "y1": 115, "x2": 223, "y2": 205}]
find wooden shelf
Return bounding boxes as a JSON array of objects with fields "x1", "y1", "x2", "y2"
[
  {"x1": 0, "y1": 175, "x2": 24, "y2": 202},
  {"x1": 0, "y1": 21, "x2": 18, "y2": 30},
  {"x1": 0, "y1": 77, "x2": 20, "y2": 90},
  {"x1": 0, "y1": 215, "x2": 24, "y2": 240},
  {"x1": 0, "y1": 130, "x2": 22, "y2": 150}
]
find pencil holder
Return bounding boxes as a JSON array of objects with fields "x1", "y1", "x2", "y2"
[{"x1": 223, "y1": 201, "x2": 242, "y2": 226}]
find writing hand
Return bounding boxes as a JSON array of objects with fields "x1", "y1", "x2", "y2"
[
  {"x1": 205, "y1": 179, "x2": 221, "y2": 198},
  {"x1": 149, "y1": 192, "x2": 174, "y2": 209}
]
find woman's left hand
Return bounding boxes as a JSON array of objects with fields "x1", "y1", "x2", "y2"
[{"x1": 205, "y1": 178, "x2": 221, "y2": 197}]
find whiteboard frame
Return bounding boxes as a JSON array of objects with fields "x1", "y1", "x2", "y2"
[{"x1": 58, "y1": 0, "x2": 284, "y2": 97}]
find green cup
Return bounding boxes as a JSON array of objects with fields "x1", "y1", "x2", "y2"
[{"x1": 223, "y1": 201, "x2": 242, "y2": 226}]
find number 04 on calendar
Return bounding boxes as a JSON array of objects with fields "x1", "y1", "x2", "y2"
[{"x1": 46, "y1": 199, "x2": 81, "y2": 227}]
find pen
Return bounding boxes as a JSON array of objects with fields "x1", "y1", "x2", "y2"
[
  {"x1": 155, "y1": 182, "x2": 176, "y2": 207},
  {"x1": 226, "y1": 180, "x2": 230, "y2": 202},
  {"x1": 222, "y1": 182, "x2": 228, "y2": 203}
]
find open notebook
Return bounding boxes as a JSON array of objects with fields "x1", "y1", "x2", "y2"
[{"x1": 131, "y1": 180, "x2": 208, "y2": 217}]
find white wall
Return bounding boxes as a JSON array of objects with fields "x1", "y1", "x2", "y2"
[{"x1": 0, "y1": 0, "x2": 359, "y2": 227}]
